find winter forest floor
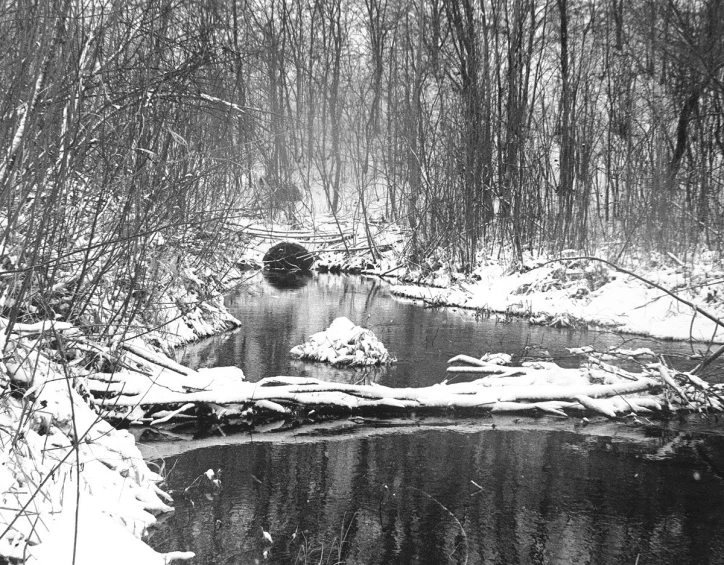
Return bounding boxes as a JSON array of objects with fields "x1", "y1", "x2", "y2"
[{"x1": 3, "y1": 213, "x2": 724, "y2": 564}]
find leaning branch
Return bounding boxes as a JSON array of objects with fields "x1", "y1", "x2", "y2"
[
  {"x1": 541, "y1": 256, "x2": 724, "y2": 331},
  {"x1": 541, "y1": 256, "x2": 724, "y2": 375}
]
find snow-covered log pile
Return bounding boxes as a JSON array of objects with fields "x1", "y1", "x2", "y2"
[
  {"x1": 446, "y1": 353, "x2": 723, "y2": 417},
  {"x1": 0, "y1": 320, "x2": 192, "y2": 564},
  {"x1": 289, "y1": 317, "x2": 394, "y2": 366},
  {"x1": 88, "y1": 341, "x2": 247, "y2": 424},
  {"x1": 96, "y1": 346, "x2": 723, "y2": 435}
]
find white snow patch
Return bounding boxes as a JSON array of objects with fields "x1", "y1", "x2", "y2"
[{"x1": 290, "y1": 316, "x2": 394, "y2": 366}]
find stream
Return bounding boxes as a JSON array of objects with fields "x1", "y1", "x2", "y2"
[{"x1": 145, "y1": 273, "x2": 724, "y2": 565}]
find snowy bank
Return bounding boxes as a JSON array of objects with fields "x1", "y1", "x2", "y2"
[
  {"x1": 0, "y1": 239, "x2": 247, "y2": 563},
  {"x1": 241, "y1": 218, "x2": 723, "y2": 345},
  {"x1": 0, "y1": 322, "x2": 193, "y2": 564},
  {"x1": 392, "y1": 255, "x2": 724, "y2": 343},
  {"x1": 131, "y1": 255, "x2": 243, "y2": 352}
]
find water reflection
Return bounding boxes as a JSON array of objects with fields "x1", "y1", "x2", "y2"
[
  {"x1": 152, "y1": 274, "x2": 724, "y2": 564},
  {"x1": 263, "y1": 270, "x2": 314, "y2": 290},
  {"x1": 180, "y1": 273, "x2": 706, "y2": 384},
  {"x1": 147, "y1": 427, "x2": 724, "y2": 564}
]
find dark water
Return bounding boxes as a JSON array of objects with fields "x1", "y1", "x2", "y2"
[
  {"x1": 178, "y1": 272, "x2": 705, "y2": 386},
  {"x1": 147, "y1": 423, "x2": 724, "y2": 565},
  {"x1": 146, "y1": 273, "x2": 724, "y2": 564}
]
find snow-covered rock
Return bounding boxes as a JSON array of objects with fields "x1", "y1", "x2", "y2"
[{"x1": 290, "y1": 317, "x2": 394, "y2": 366}]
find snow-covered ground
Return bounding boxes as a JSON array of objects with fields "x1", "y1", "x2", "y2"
[
  {"x1": 391, "y1": 251, "x2": 724, "y2": 344},
  {"x1": 4, "y1": 216, "x2": 722, "y2": 565},
  {"x1": 0, "y1": 325, "x2": 196, "y2": 564},
  {"x1": 0, "y1": 262, "x2": 244, "y2": 564},
  {"x1": 238, "y1": 218, "x2": 724, "y2": 344}
]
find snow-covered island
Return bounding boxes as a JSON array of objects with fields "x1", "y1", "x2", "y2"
[{"x1": 290, "y1": 316, "x2": 394, "y2": 366}]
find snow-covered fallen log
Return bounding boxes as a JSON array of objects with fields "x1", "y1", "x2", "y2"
[
  {"x1": 289, "y1": 317, "x2": 394, "y2": 366},
  {"x1": 92, "y1": 345, "x2": 724, "y2": 433}
]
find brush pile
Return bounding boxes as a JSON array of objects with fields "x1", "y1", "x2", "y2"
[
  {"x1": 75, "y1": 342, "x2": 724, "y2": 448},
  {"x1": 446, "y1": 353, "x2": 723, "y2": 417},
  {"x1": 289, "y1": 317, "x2": 394, "y2": 366}
]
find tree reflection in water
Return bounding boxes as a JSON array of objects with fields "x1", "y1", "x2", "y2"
[{"x1": 147, "y1": 426, "x2": 724, "y2": 565}]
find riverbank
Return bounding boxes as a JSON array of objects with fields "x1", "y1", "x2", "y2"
[
  {"x1": 391, "y1": 250, "x2": 724, "y2": 345},
  {"x1": 0, "y1": 320, "x2": 197, "y2": 564},
  {"x1": 294, "y1": 222, "x2": 723, "y2": 346},
  {"x1": 4, "y1": 216, "x2": 721, "y2": 564},
  {"x1": 0, "y1": 237, "x2": 247, "y2": 563}
]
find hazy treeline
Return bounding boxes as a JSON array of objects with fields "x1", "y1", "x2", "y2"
[
  {"x1": 233, "y1": 0, "x2": 722, "y2": 264},
  {"x1": 1, "y1": 0, "x2": 723, "y2": 308}
]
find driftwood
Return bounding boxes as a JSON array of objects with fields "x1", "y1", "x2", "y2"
[
  {"x1": 88, "y1": 343, "x2": 724, "y2": 431},
  {"x1": 242, "y1": 226, "x2": 354, "y2": 241}
]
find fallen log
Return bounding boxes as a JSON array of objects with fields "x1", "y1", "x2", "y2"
[
  {"x1": 88, "y1": 347, "x2": 724, "y2": 431},
  {"x1": 121, "y1": 342, "x2": 198, "y2": 377},
  {"x1": 241, "y1": 226, "x2": 354, "y2": 240}
]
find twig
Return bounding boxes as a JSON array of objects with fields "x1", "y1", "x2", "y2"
[
  {"x1": 150, "y1": 403, "x2": 195, "y2": 426},
  {"x1": 542, "y1": 256, "x2": 724, "y2": 333},
  {"x1": 405, "y1": 487, "x2": 468, "y2": 565}
]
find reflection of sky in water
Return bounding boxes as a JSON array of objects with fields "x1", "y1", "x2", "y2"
[
  {"x1": 148, "y1": 426, "x2": 724, "y2": 565},
  {"x1": 180, "y1": 273, "x2": 707, "y2": 386}
]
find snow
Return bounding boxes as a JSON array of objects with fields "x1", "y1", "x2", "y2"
[
  {"x1": 28, "y1": 498, "x2": 193, "y2": 565},
  {"x1": 239, "y1": 220, "x2": 723, "y2": 344},
  {"x1": 0, "y1": 371, "x2": 193, "y2": 564},
  {"x1": 390, "y1": 255, "x2": 724, "y2": 343},
  {"x1": 0, "y1": 250, "x2": 246, "y2": 564},
  {"x1": 88, "y1": 349, "x2": 247, "y2": 410},
  {"x1": 290, "y1": 316, "x2": 394, "y2": 366}
]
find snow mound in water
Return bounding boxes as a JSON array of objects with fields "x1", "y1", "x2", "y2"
[{"x1": 290, "y1": 317, "x2": 394, "y2": 366}]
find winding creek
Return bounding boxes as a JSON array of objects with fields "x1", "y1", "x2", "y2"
[{"x1": 144, "y1": 274, "x2": 724, "y2": 564}]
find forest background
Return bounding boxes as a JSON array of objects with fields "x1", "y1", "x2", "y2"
[{"x1": 1, "y1": 0, "x2": 723, "y2": 335}]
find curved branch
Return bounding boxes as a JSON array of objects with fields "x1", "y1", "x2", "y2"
[
  {"x1": 539, "y1": 256, "x2": 724, "y2": 375},
  {"x1": 539, "y1": 256, "x2": 724, "y2": 330}
]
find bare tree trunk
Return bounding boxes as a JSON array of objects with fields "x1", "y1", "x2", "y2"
[{"x1": 557, "y1": 0, "x2": 575, "y2": 248}]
